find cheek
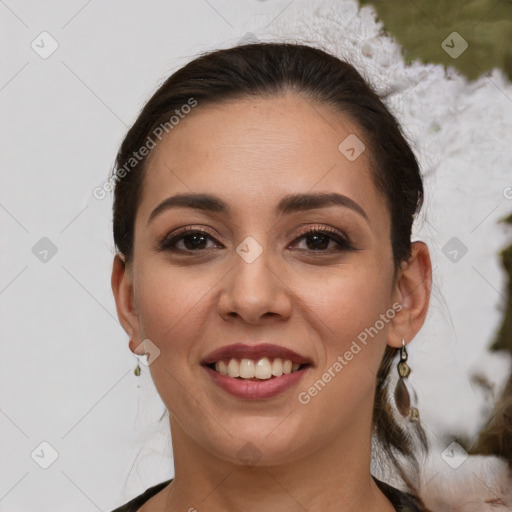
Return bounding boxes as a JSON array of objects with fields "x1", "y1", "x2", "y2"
[
  {"x1": 298, "y1": 267, "x2": 393, "y2": 405},
  {"x1": 302, "y1": 262, "x2": 394, "y2": 405},
  {"x1": 133, "y1": 263, "x2": 210, "y2": 352},
  {"x1": 305, "y1": 262, "x2": 393, "y2": 344}
]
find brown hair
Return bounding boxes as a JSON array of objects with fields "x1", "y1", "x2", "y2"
[{"x1": 111, "y1": 42, "x2": 428, "y2": 502}]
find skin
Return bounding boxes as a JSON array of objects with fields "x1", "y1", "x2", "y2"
[{"x1": 111, "y1": 93, "x2": 432, "y2": 511}]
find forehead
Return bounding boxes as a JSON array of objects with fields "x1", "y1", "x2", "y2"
[{"x1": 137, "y1": 94, "x2": 388, "y2": 227}]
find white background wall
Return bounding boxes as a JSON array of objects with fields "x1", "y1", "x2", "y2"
[{"x1": 1, "y1": 0, "x2": 511, "y2": 510}]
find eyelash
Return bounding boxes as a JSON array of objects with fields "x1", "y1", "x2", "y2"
[{"x1": 158, "y1": 225, "x2": 354, "y2": 254}]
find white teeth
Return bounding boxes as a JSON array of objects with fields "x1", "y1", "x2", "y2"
[
  {"x1": 217, "y1": 360, "x2": 228, "y2": 375},
  {"x1": 239, "y1": 358, "x2": 255, "y2": 378},
  {"x1": 271, "y1": 358, "x2": 283, "y2": 376},
  {"x1": 227, "y1": 358, "x2": 240, "y2": 378},
  {"x1": 255, "y1": 357, "x2": 272, "y2": 379},
  {"x1": 214, "y1": 357, "x2": 303, "y2": 380}
]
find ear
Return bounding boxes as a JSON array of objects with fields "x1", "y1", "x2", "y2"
[
  {"x1": 387, "y1": 241, "x2": 432, "y2": 348},
  {"x1": 111, "y1": 253, "x2": 145, "y2": 356}
]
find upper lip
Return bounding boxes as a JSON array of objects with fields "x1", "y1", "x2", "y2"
[{"x1": 202, "y1": 343, "x2": 312, "y2": 365}]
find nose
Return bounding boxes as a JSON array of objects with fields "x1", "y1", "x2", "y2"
[{"x1": 217, "y1": 245, "x2": 293, "y2": 325}]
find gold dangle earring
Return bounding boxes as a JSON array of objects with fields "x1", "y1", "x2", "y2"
[
  {"x1": 394, "y1": 339, "x2": 419, "y2": 422},
  {"x1": 130, "y1": 339, "x2": 142, "y2": 376}
]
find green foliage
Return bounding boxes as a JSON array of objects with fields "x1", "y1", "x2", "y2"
[{"x1": 360, "y1": 0, "x2": 512, "y2": 80}]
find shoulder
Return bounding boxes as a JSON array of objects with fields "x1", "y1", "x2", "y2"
[
  {"x1": 373, "y1": 477, "x2": 426, "y2": 512},
  {"x1": 416, "y1": 454, "x2": 512, "y2": 511},
  {"x1": 112, "y1": 476, "x2": 423, "y2": 512},
  {"x1": 110, "y1": 479, "x2": 173, "y2": 512}
]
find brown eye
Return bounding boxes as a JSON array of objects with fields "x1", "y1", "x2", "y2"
[
  {"x1": 178, "y1": 232, "x2": 209, "y2": 250},
  {"x1": 303, "y1": 232, "x2": 334, "y2": 250},
  {"x1": 159, "y1": 228, "x2": 222, "y2": 252},
  {"x1": 291, "y1": 227, "x2": 354, "y2": 252}
]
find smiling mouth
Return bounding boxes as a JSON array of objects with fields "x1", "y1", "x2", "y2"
[{"x1": 206, "y1": 357, "x2": 309, "y2": 380}]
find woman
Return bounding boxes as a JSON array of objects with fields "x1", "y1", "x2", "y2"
[{"x1": 109, "y1": 42, "x2": 432, "y2": 511}]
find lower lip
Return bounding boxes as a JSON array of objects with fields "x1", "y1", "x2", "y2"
[{"x1": 203, "y1": 365, "x2": 309, "y2": 399}]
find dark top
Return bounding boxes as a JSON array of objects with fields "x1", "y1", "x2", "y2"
[{"x1": 111, "y1": 476, "x2": 425, "y2": 511}]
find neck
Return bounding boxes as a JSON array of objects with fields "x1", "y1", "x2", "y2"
[{"x1": 163, "y1": 419, "x2": 395, "y2": 512}]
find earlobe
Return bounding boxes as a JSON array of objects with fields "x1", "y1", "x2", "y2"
[
  {"x1": 111, "y1": 254, "x2": 144, "y2": 355},
  {"x1": 387, "y1": 241, "x2": 432, "y2": 348}
]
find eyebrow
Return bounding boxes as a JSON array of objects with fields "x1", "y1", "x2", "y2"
[{"x1": 147, "y1": 192, "x2": 369, "y2": 226}]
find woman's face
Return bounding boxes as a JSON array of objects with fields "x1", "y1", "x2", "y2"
[{"x1": 120, "y1": 94, "x2": 403, "y2": 465}]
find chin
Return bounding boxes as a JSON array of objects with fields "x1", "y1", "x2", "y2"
[{"x1": 206, "y1": 424, "x2": 306, "y2": 468}]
